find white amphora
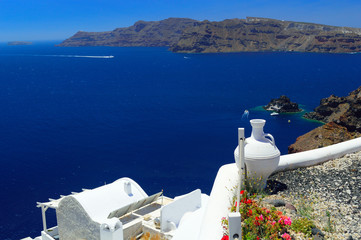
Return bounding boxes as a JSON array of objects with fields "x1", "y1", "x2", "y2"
[{"x1": 234, "y1": 119, "x2": 280, "y2": 190}]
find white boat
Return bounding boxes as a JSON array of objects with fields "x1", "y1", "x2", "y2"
[{"x1": 270, "y1": 112, "x2": 279, "y2": 116}]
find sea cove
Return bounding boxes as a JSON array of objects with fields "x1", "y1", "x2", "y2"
[{"x1": 0, "y1": 42, "x2": 360, "y2": 239}]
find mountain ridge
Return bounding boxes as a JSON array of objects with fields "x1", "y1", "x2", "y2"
[
  {"x1": 58, "y1": 17, "x2": 361, "y2": 53},
  {"x1": 58, "y1": 18, "x2": 198, "y2": 47},
  {"x1": 171, "y1": 17, "x2": 361, "y2": 53}
]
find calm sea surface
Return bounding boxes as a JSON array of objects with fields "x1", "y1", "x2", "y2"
[{"x1": 0, "y1": 42, "x2": 360, "y2": 239}]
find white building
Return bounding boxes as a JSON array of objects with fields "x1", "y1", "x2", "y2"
[{"x1": 26, "y1": 177, "x2": 207, "y2": 240}]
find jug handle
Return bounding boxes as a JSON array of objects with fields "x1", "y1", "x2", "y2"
[{"x1": 264, "y1": 133, "x2": 276, "y2": 146}]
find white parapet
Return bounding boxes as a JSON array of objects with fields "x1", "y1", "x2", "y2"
[
  {"x1": 170, "y1": 193, "x2": 209, "y2": 240},
  {"x1": 276, "y1": 137, "x2": 361, "y2": 172},
  {"x1": 160, "y1": 189, "x2": 202, "y2": 232},
  {"x1": 198, "y1": 164, "x2": 239, "y2": 240}
]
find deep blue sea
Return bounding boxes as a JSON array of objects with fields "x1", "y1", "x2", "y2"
[{"x1": 0, "y1": 41, "x2": 360, "y2": 239}]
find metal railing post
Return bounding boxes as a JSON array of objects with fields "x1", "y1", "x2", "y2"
[{"x1": 228, "y1": 128, "x2": 244, "y2": 240}]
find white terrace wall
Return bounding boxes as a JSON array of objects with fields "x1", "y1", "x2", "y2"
[{"x1": 194, "y1": 137, "x2": 361, "y2": 240}]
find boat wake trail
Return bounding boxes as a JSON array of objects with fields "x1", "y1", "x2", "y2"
[
  {"x1": 43, "y1": 55, "x2": 115, "y2": 59},
  {"x1": 1, "y1": 54, "x2": 115, "y2": 59}
]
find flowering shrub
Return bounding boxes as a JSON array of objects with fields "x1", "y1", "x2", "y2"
[{"x1": 222, "y1": 190, "x2": 292, "y2": 240}]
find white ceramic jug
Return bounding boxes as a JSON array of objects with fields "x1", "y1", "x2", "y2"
[{"x1": 234, "y1": 119, "x2": 280, "y2": 190}]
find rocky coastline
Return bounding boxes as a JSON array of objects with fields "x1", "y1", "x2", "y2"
[
  {"x1": 303, "y1": 87, "x2": 361, "y2": 132},
  {"x1": 58, "y1": 17, "x2": 361, "y2": 53},
  {"x1": 289, "y1": 86, "x2": 361, "y2": 153}
]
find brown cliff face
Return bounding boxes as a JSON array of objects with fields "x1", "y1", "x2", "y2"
[
  {"x1": 57, "y1": 18, "x2": 198, "y2": 47},
  {"x1": 304, "y1": 87, "x2": 361, "y2": 132},
  {"x1": 58, "y1": 17, "x2": 361, "y2": 53},
  {"x1": 288, "y1": 122, "x2": 361, "y2": 153},
  {"x1": 170, "y1": 17, "x2": 361, "y2": 53},
  {"x1": 289, "y1": 86, "x2": 361, "y2": 153}
]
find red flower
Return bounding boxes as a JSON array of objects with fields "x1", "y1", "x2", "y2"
[
  {"x1": 248, "y1": 209, "x2": 252, "y2": 215},
  {"x1": 221, "y1": 235, "x2": 229, "y2": 240},
  {"x1": 240, "y1": 190, "x2": 245, "y2": 195},
  {"x1": 257, "y1": 237, "x2": 260, "y2": 240}
]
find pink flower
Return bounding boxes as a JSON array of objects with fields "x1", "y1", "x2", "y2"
[
  {"x1": 278, "y1": 216, "x2": 292, "y2": 226},
  {"x1": 285, "y1": 217, "x2": 292, "y2": 225},
  {"x1": 271, "y1": 221, "x2": 276, "y2": 226},
  {"x1": 259, "y1": 214, "x2": 264, "y2": 221},
  {"x1": 281, "y1": 233, "x2": 291, "y2": 240},
  {"x1": 279, "y1": 216, "x2": 292, "y2": 225}
]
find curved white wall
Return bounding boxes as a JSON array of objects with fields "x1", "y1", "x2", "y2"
[
  {"x1": 277, "y1": 137, "x2": 361, "y2": 172},
  {"x1": 171, "y1": 194, "x2": 209, "y2": 240},
  {"x1": 191, "y1": 137, "x2": 361, "y2": 240},
  {"x1": 198, "y1": 164, "x2": 239, "y2": 240}
]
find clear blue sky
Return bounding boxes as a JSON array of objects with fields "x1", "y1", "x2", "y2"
[{"x1": 1, "y1": 0, "x2": 361, "y2": 42}]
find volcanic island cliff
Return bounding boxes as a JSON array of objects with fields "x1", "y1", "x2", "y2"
[
  {"x1": 58, "y1": 17, "x2": 361, "y2": 53},
  {"x1": 288, "y1": 86, "x2": 361, "y2": 153},
  {"x1": 58, "y1": 18, "x2": 198, "y2": 47}
]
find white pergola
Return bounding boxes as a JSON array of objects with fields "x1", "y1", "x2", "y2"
[{"x1": 36, "y1": 190, "x2": 88, "y2": 232}]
